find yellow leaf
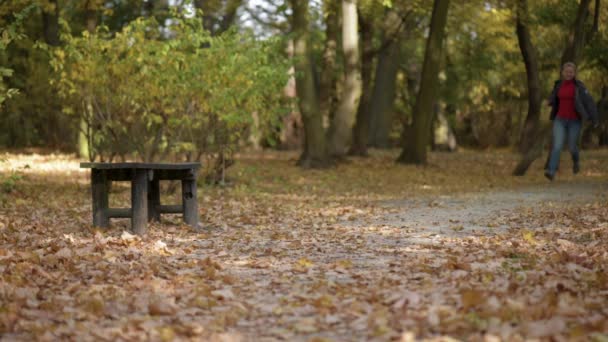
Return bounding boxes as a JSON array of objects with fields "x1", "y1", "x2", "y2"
[
  {"x1": 335, "y1": 259, "x2": 353, "y2": 269},
  {"x1": 313, "y1": 295, "x2": 334, "y2": 310},
  {"x1": 297, "y1": 258, "x2": 314, "y2": 268},
  {"x1": 522, "y1": 230, "x2": 536, "y2": 244},
  {"x1": 158, "y1": 327, "x2": 175, "y2": 342}
]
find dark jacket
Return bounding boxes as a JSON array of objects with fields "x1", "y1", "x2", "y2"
[{"x1": 548, "y1": 79, "x2": 599, "y2": 124}]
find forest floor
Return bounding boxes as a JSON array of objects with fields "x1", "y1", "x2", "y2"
[{"x1": 1, "y1": 149, "x2": 607, "y2": 341}]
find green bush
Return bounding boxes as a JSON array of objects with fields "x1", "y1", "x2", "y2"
[
  {"x1": 0, "y1": 4, "x2": 35, "y2": 107},
  {"x1": 49, "y1": 13, "x2": 289, "y2": 178}
]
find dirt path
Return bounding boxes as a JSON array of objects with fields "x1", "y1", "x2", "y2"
[
  {"x1": 214, "y1": 179, "x2": 608, "y2": 341},
  {"x1": 347, "y1": 179, "x2": 608, "y2": 242}
]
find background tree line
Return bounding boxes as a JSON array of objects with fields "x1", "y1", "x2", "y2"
[{"x1": 1, "y1": 0, "x2": 607, "y2": 174}]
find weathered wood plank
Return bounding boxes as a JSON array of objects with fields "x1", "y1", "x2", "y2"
[
  {"x1": 131, "y1": 169, "x2": 148, "y2": 235},
  {"x1": 157, "y1": 205, "x2": 183, "y2": 214},
  {"x1": 154, "y1": 169, "x2": 197, "y2": 180},
  {"x1": 182, "y1": 176, "x2": 198, "y2": 227},
  {"x1": 106, "y1": 169, "x2": 133, "y2": 181},
  {"x1": 107, "y1": 208, "x2": 132, "y2": 218},
  {"x1": 81, "y1": 162, "x2": 200, "y2": 170},
  {"x1": 148, "y1": 179, "x2": 161, "y2": 222},
  {"x1": 92, "y1": 169, "x2": 109, "y2": 228}
]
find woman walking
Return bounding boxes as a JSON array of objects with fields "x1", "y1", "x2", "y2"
[{"x1": 545, "y1": 62, "x2": 599, "y2": 181}]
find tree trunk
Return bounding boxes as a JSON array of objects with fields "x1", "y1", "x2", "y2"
[
  {"x1": 598, "y1": 86, "x2": 608, "y2": 145},
  {"x1": 397, "y1": 0, "x2": 450, "y2": 164},
  {"x1": 368, "y1": 41, "x2": 400, "y2": 148},
  {"x1": 219, "y1": 0, "x2": 242, "y2": 33},
  {"x1": 349, "y1": 14, "x2": 374, "y2": 156},
  {"x1": 516, "y1": 0, "x2": 542, "y2": 154},
  {"x1": 78, "y1": 7, "x2": 98, "y2": 160},
  {"x1": 86, "y1": 9, "x2": 97, "y2": 33},
  {"x1": 328, "y1": 0, "x2": 362, "y2": 157},
  {"x1": 561, "y1": 0, "x2": 592, "y2": 65},
  {"x1": 433, "y1": 105, "x2": 457, "y2": 151},
  {"x1": 195, "y1": 0, "x2": 243, "y2": 35},
  {"x1": 319, "y1": 0, "x2": 340, "y2": 122},
  {"x1": 42, "y1": 0, "x2": 60, "y2": 46},
  {"x1": 290, "y1": 0, "x2": 330, "y2": 168},
  {"x1": 432, "y1": 52, "x2": 457, "y2": 152},
  {"x1": 368, "y1": 10, "x2": 402, "y2": 148},
  {"x1": 279, "y1": 43, "x2": 304, "y2": 150},
  {"x1": 513, "y1": 123, "x2": 552, "y2": 176}
]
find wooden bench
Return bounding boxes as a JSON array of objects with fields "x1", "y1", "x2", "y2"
[{"x1": 80, "y1": 162, "x2": 201, "y2": 235}]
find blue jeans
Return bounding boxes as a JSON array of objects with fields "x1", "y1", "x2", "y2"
[{"x1": 547, "y1": 118, "x2": 581, "y2": 175}]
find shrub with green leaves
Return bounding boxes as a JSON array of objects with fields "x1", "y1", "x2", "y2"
[
  {"x1": 0, "y1": 4, "x2": 35, "y2": 107},
  {"x1": 49, "y1": 14, "x2": 289, "y2": 177}
]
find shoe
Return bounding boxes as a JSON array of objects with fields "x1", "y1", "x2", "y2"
[
  {"x1": 573, "y1": 163, "x2": 580, "y2": 174},
  {"x1": 544, "y1": 171, "x2": 554, "y2": 181}
]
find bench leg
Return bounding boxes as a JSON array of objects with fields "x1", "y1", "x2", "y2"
[
  {"x1": 148, "y1": 178, "x2": 160, "y2": 222},
  {"x1": 131, "y1": 169, "x2": 148, "y2": 235},
  {"x1": 182, "y1": 176, "x2": 198, "y2": 227},
  {"x1": 92, "y1": 169, "x2": 109, "y2": 228}
]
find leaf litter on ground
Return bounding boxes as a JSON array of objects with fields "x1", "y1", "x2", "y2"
[{"x1": 1, "y1": 149, "x2": 608, "y2": 341}]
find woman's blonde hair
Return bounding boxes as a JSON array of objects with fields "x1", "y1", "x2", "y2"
[{"x1": 562, "y1": 62, "x2": 577, "y2": 72}]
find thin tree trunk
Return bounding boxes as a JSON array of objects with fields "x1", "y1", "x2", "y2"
[
  {"x1": 328, "y1": 0, "x2": 362, "y2": 157},
  {"x1": 78, "y1": 7, "x2": 98, "y2": 160},
  {"x1": 279, "y1": 47, "x2": 305, "y2": 150},
  {"x1": 319, "y1": 0, "x2": 340, "y2": 122},
  {"x1": 591, "y1": 0, "x2": 600, "y2": 35},
  {"x1": 349, "y1": 14, "x2": 374, "y2": 156},
  {"x1": 86, "y1": 9, "x2": 97, "y2": 33},
  {"x1": 290, "y1": 0, "x2": 330, "y2": 168},
  {"x1": 433, "y1": 106, "x2": 457, "y2": 151},
  {"x1": 516, "y1": 0, "x2": 542, "y2": 154},
  {"x1": 561, "y1": 0, "x2": 592, "y2": 65},
  {"x1": 195, "y1": 0, "x2": 243, "y2": 35},
  {"x1": 432, "y1": 52, "x2": 457, "y2": 151},
  {"x1": 219, "y1": 0, "x2": 243, "y2": 33},
  {"x1": 42, "y1": 0, "x2": 60, "y2": 46},
  {"x1": 513, "y1": 123, "x2": 552, "y2": 176},
  {"x1": 397, "y1": 0, "x2": 450, "y2": 164},
  {"x1": 598, "y1": 86, "x2": 608, "y2": 145},
  {"x1": 39, "y1": 0, "x2": 63, "y2": 149}
]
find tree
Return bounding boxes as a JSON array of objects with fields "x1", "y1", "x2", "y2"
[
  {"x1": 397, "y1": 0, "x2": 450, "y2": 164},
  {"x1": 561, "y1": 0, "x2": 598, "y2": 65},
  {"x1": 349, "y1": 12, "x2": 374, "y2": 156},
  {"x1": 41, "y1": 0, "x2": 60, "y2": 46},
  {"x1": 319, "y1": 0, "x2": 340, "y2": 127},
  {"x1": 368, "y1": 9, "x2": 402, "y2": 149},
  {"x1": 194, "y1": 0, "x2": 243, "y2": 35},
  {"x1": 512, "y1": 0, "x2": 544, "y2": 175},
  {"x1": 515, "y1": 0, "x2": 542, "y2": 155},
  {"x1": 328, "y1": 0, "x2": 362, "y2": 157},
  {"x1": 0, "y1": 5, "x2": 36, "y2": 107},
  {"x1": 289, "y1": 0, "x2": 331, "y2": 168}
]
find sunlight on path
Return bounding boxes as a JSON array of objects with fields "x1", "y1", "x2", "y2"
[{"x1": 0, "y1": 153, "x2": 83, "y2": 175}]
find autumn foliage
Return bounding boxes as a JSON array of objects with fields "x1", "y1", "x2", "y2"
[{"x1": 1, "y1": 150, "x2": 607, "y2": 340}]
